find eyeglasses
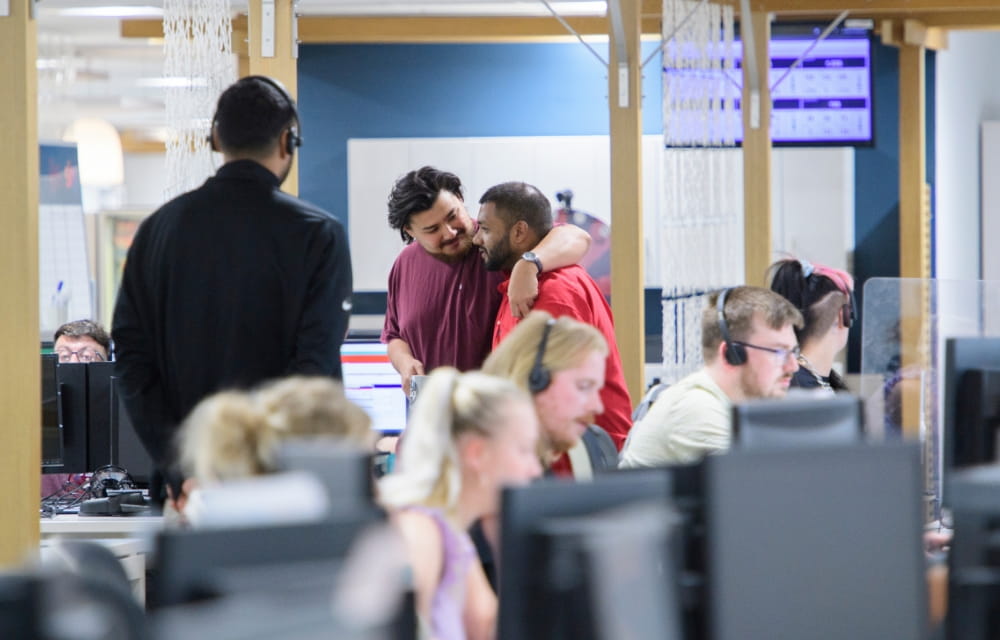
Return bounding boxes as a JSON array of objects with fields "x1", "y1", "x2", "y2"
[
  {"x1": 732, "y1": 342, "x2": 800, "y2": 364},
  {"x1": 55, "y1": 348, "x2": 105, "y2": 363}
]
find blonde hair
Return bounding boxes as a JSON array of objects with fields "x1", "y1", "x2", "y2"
[
  {"x1": 179, "y1": 376, "x2": 372, "y2": 483},
  {"x1": 482, "y1": 311, "x2": 608, "y2": 393},
  {"x1": 378, "y1": 368, "x2": 530, "y2": 517}
]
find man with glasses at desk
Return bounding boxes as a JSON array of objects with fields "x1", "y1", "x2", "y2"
[
  {"x1": 620, "y1": 286, "x2": 803, "y2": 468},
  {"x1": 42, "y1": 319, "x2": 112, "y2": 496},
  {"x1": 54, "y1": 319, "x2": 110, "y2": 363}
]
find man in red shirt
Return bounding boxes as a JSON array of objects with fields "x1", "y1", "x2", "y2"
[{"x1": 473, "y1": 181, "x2": 632, "y2": 450}]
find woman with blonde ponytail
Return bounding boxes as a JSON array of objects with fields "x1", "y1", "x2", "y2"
[{"x1": 379, "y1": 368, "x2": 541, "y2": 640}]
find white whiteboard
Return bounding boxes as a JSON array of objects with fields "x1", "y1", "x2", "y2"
[{"x1": 39, "y1": 143, "x2": 94, "y2": 337}]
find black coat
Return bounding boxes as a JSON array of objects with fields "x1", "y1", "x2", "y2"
[{"x1": 112, "y1": 160, "x2": 352, "y2": 468}]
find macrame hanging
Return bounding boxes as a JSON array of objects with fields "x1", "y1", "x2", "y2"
[
  {"x1": 163, "y1": 0, "x2": 235, "y2": 199},
  {"x1": 659, "y1": 0, "x2": 744, "y2": 383}
]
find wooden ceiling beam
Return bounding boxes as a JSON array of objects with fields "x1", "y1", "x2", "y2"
[
  {"x1": 122, "y1": 1, "x2": 1000, "y2": 44},
  {"x1": 758, "y1": 0, "x2": 1000, "y2": 14},
  {"x1": 126, "y1": 15, "x2": 665, "y2": 43},
  {"x1": 297, "y1": 15, "x2": 661, "y2": 43}
]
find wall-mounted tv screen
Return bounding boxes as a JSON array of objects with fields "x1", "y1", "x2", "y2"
[{"x1": 663, "y1": 24, "x2": 873, "y2": 146}]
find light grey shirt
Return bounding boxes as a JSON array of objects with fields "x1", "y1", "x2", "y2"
[{"x1": 619, "y1": 368, "x2": 731, "y2": 468}]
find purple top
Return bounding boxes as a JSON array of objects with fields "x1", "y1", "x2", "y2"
[
  {"x1": 382, "y1": 243, "x2": 504, "y2": 373},
  {"x1": 405, "y1": 506, "x2": 477, "y2": 640}
]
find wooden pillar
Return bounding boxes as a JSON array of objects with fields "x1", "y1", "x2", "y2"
[
  {"x1": 609, "y1": 0, "x2": 645, "y2": 404},
  {"x1": 0, "y1": 1, "x2": 40, "y2": 565},
  {"x1": 247, "y1": 0, "x2": 299, "y2": 195},
  {"x1": 741, "y1": 9, "x2": 772, "y2": 286},
  {"x1": 898, "y1": 28, "x2": 930, "y2": 440}
]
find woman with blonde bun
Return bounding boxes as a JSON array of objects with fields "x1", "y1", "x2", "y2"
[{"x1": 178, "y1": 375, "x2": 373, "y2": 484}]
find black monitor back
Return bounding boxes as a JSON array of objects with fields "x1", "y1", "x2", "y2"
[
  {"x1": 54, "y1": 363, "x2": 89, "y2": 474},
  {"x1": 498, "y1": 470, "x2": 675, "y2": 640},
  {"x1": 944, "y1": 337, "x2": 1000, "y2": 472},
  {"x1": 86, "y1": 362, "x2": 153, "y2": 484},
  {"x1": 274, "y1": 440, "x2": 375, "y2": 513},
  {"x1": 732, "y1": 394, "x2": 863, "y2": 450},
  {"x1": 705, "y1": 443, "x2": 927, "y2": 640},
  {"x1": 153, "y1": 511, "x2": 383, "y2": 608}
]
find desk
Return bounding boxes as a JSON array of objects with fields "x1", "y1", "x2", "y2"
[
  {"x1": 40, "y1": 514, "x2": 163, "y2": 606},
  {"x1": 40, "y1": 514, "x2": 163, "y2": 539}
]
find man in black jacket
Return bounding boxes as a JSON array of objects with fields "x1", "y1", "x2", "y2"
[{"x1": 112, "y1": 76, "x2": 352, "y2": 501}]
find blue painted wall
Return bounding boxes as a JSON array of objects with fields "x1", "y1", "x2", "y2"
[{"x1": 298, "y1": 42, "x2": 663, "y2": 226}]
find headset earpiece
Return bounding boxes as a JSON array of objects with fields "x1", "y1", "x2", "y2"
[
  {"x1": 207, "y1": 122, "x2": 219, "y2": 152},
  {"x1": 528, "y1": 319, "x2": 556, "y2": 394},
  {"x1": 285, "y1": 124, "x2": 301, "y2": 155},
  {"x1": 717, "y1": 288, "x2": 747, "y2": 366},
  {"x1": 841, "y1": 287, "x2": 857, "y2": 329}
]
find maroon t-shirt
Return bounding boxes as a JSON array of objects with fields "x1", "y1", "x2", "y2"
[{"x1": 382, "y1": 243, "x2": 504, "y2": 372}]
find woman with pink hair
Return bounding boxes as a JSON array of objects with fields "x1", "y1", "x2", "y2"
[{"x1": 768, "y1": 258, "x2": 855, "y2": 392}]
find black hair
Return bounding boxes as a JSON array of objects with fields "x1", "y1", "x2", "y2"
[
  {"x1": 387, "y1": 166, "x2": 464, "y2": 243},
  {"x1": 768, "y1": 259, "x2": 849, "y2": 344},
  {"x1": 478, "y1": 182, "x2": 553, "y2": 237},
  {"x1": 212, "y1": 76, "x2": 298, "y2": 157}
]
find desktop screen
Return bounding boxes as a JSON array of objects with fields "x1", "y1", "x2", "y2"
[{"x1": 340, "y1": 341, "x2": 406, "y2": 433}]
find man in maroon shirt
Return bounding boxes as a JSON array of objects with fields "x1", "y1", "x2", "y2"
[
  {"x1": 383, "y1": 167, "x2": 591, "y2": 394},
  {"x1": 472, "y1": 181, "x2": 633, "y2": 451}
]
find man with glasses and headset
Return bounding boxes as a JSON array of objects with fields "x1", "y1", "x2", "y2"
[{"x1": 620, "y1": 286, "x2": 803, "y2": 468}]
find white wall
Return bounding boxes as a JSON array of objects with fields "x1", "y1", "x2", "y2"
[
  {"x1": 935, "y1": 31, "x2": 1000, "y2": 282},
  {"x1": 123, "y1": 152, "x2": 168, "y2": 209}
]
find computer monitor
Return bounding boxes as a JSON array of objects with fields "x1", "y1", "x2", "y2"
[
  {"x1": 50, "y1": 362, "x2": 89, "y2": 474},
  {"x1": 153, "y1": 512, "x2": 383, "y2": 608},
  {"x1": 340, "y1": 341, "x2": 406, "y2": 433},
  {"x1": 943, "y1": 337, "x2": 1000, "y2": 471},
  {"x1": 87, "y1": 362, "x2": 154, "y2": 485},
  {"x1": 40, "y1": 358, "x2": 154, "y2": 481},
  {"x1": 731, "y1": 394, "x2": 863, "y2": 449},
  {"x1": 945, "y1": 464, "x2": 1000, "y2": 640},
  {"x1": 274, "y1": 440, "x2": 376, "y2": 513},
  {"x1": 498, "y1": 471, "x2": 681, "y2": 640},
  {"x1": 705, "y1": 443, "x2": 927, "y2": 640}
]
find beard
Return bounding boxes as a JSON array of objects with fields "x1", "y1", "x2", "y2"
[
  {"x1": 480, "y1": 235, "x2": 514, "y2": 271},
  {"x1": 430, "y1": 234, "x2": 473, "y2": 263}
]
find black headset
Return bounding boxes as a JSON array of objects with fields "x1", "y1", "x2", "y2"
[
  {"x1": 841, "y1": 287, "x2": 857, "y2": 329},
  {"x1": 209, "y1": 75, "x2": 302, "y2": 155},
  {"x1": 717, "y1": 288, "x2": 748, "y2": 366},
  {"x1": 528, "y1": 318, "x2": 557, "y2": 394}
]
